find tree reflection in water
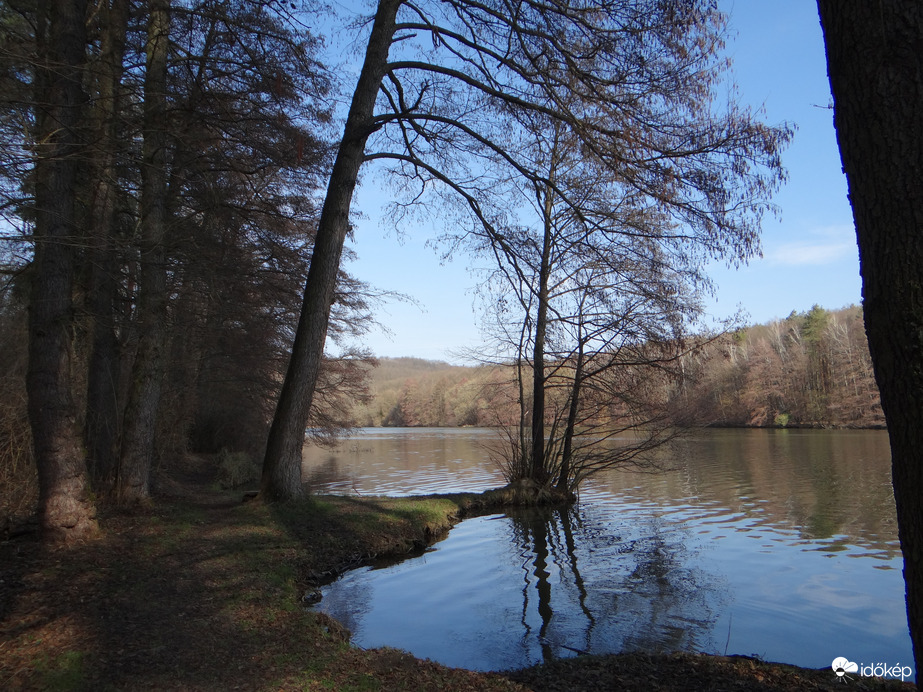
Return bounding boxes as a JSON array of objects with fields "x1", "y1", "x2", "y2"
[
  {"x1": 510, "y1": 506, "x2": 594, "y2": 661},
  {"x1": 314, "y1": 502, "x2": 726, "y2": 671},
  {"x1": 502, "y1": 504, "x2": 722, "y2": 666},
  {"x1": 308, "y1": 429, "x2": 908, "y2": 671}
]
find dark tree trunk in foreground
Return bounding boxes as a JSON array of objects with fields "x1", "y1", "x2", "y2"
[
  {"x1": 85, "y1": 0, "x2": 129, "y2": 487},
  {"x1": 260, "y1": 0, "x2": 401, "y2": 501},
  {"x1": 818, "y1": 0, "x2": 923, "y2": 680},
  {"x1": 28, "y1": 0, "x2": 98, "y2": 543},
  {"x1": 118, "y1": 0, "x2": 171, "y2": 503}
]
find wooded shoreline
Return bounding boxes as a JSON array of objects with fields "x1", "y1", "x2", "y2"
[{"x1": 355, "y1": 306, "x2": 884, "y2": 432}]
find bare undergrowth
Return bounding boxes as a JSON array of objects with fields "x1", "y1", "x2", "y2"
[{"x1": 0, "y1": 377, "x2": 36, "y2": 529}]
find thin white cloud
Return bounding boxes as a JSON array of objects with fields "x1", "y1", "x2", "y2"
[
  {"x1": 768, "y1": 242, "x2": 854, "y2": 265},
  {"x1": 766, "y1": 224, "x2": 856, "y2": 266}
]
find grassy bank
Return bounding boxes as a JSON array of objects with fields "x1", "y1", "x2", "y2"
[{"x1": 0, "y1": 458, "x2": 914, "y2": 691}]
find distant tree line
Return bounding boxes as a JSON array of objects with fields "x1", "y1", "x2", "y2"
[
  {"x1": 357, "y1": 305, "x2": 884, "y2": 431},
  {"x1": 351, "y1": 358, "x2": 507, "y2": 428}
]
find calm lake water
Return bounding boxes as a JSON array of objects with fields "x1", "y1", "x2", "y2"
[{"x1": 303, "y1": 428, "x2": 912, "y2": 675}]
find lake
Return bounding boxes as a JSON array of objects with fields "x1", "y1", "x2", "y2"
[{"x1": 303, "y1": 428, "x2": 912, "y2": 676}]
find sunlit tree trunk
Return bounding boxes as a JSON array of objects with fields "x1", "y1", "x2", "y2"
[
  {"x1": 818, "y1": 0, "x2": 923, "y2": 680},
  {"x1": 260, "y1": 0, "x2": 402, "y2": 501},
  {"x1": 118, "y1": 0, "x2": 171, "y2": 503},
  {"x1": 28, "y1": 0, "x2": 98, "y2": 543}
]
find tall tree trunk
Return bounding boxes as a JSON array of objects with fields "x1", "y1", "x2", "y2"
[
  {"x1": 118, "y1": 0, "x2": 170, "y2": 503},
  {"x1": 817, "y1": 0, "x2": 923, "y2": 680},
  {"x1": 529, "y1": 184, "x2": 553, "y2": 483},
  {"x1": 260, "y1": 0, "x2": 401, "y2": 501},
  {"x1": 85, "y1": 0, "x2": 129, "y2": 488},
  {"x1": 85, "y1": 224, "x2": 122, "y2": 486},
  {"x1": 28, "y1": 0, "x2": 97, "y2": 543}
]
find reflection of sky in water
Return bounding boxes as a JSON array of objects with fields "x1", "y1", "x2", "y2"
[
  {"x1": 318, "y1": 509, "x2": 723, "y2": 671},
  {"x1": 308, "y1": 428, "x2": 912, "y2": 675}
]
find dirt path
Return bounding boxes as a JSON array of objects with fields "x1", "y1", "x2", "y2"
[{"x1": 0, "y1": 462, "x2": 524, "y2": 691}]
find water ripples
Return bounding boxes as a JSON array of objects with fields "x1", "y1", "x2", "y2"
[{"x1": 306, "y1": 428, "x2": 910, "y2": 674}]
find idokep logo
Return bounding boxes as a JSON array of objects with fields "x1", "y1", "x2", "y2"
[
  {"x1": 831, "y1": 657, "x2": 858, "y2": 681},
  {"x1": 831, "y1": 657, "x2": 914, "y2": 683}
]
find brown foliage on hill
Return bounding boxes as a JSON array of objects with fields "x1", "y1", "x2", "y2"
[
  {"x1": 358, "y1": 306, "x2": 884, "y2": 431},
  {"x1": 673, "y1": 305, "x2": 883, "y2": 428},
  {"x1": 351, "y1": 358, "x2": 515, "y2": 428}
]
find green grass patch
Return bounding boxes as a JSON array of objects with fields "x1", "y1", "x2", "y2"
[
  {"x1": 269, "y1": 494, "x2": 462, "y2": 570},
  {"x1": 34, "y1": 650, "x2": 86, "y2": 692}
]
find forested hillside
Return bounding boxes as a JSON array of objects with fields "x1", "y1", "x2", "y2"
[
  {"x1": 677, "y1": 305, "x2": 883, "y2": 428},
  {"x1": 351, "y1": 358, "x2": 510, "y2": 428},
  {"x1": 357, "y1": 305, "x2": 884, "y2": 429}
]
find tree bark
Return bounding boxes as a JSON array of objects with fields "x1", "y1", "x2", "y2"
[
  {"x1": 118, "y1": 0, "x2": 171, "y2": 503},
  {"x1": 817, "y1": 0, "x2": 923, "y2": 680},
  {"x1": 530, "y1": 182, "x2": 554, "y2": 484},
  {"x1": 28, "y1": 0, "x2": 98, "y2": 543},
  {"x1": 558, "y1": 338, "x2": 585, "y2": 493},
  {"x1": 260, "y1": 0, "x2": 402, "y2": 501},
  {"x1": 85, "y1": 0, "x2": 129, "y2": 488}
]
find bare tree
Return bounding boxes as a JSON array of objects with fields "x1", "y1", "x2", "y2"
[
  {"x1": 83, "y1": 0, "x2": 130, "y2": 489},
  {"x1": 476, "y1": 135, "x2": 724, "y2": 496},
  {"x1": 260, "y1": 0, "x2": 402, "y2": 500},
  {"x1": 401, "y1": 45, "x2": 786, "y2": 495},
  {"x1": 262, "y1": 0, "x2": 790, "y2": 500}
]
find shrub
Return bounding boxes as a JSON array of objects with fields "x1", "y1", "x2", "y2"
[{"x1": 215, "y1": 449, "x2": 260, "y2": 489}]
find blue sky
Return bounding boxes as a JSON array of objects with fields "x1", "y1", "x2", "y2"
[{"x1": 338, "y1": 1, "x2": 861, "y2": 362}]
